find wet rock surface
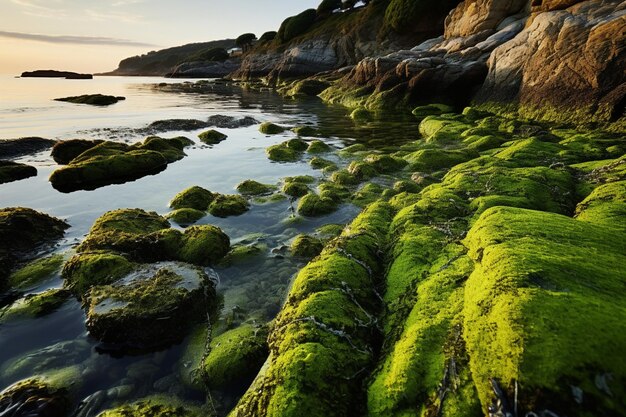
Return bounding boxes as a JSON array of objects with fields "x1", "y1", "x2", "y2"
[{"x1": 0, "y1": 137, "x2": 56, "y2": 159}]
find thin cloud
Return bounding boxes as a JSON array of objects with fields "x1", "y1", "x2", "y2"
[
  {"x1": 0, "y1": 30, "x2": 158, "y2": 47},
  {"x1": 112, "y1": 0, "x2": 145, "y2": 6},
  {"x1": 85, "y1": 9, "x2": 144, "y2": 23},
  {"x1": 11, "y1": 0, "x2": 67, "y2": 19}
]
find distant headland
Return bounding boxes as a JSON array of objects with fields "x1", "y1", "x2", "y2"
[{"x1": 20, "y1": 70, "x2": 93, "y2": 79}]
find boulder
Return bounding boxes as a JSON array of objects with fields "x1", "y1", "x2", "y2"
[{"x1": 0, "y1": 160, "x2": 37, "y2": 184}]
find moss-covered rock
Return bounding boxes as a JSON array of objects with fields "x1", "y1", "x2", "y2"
[
  {"x1": 169, "y1": 186, "x2": 215, "y2": 210},
  {"x1": 411, "y1": 103, "x2": 454, "y2": 119},
  {"x1": 307, "y1": 140, "x2": 331, "y2": 153},
  {"x1": 293, "y1": 125, "x2": 318, "y2": 137},
  {"x1": 202, "y1": 324, "x2": 269, "y2": 388},
  {"x1": 85, "y1": 261, "x2": 216, "y2": 348},
  {"x1": 97, "y1": 396, "x2": 203, "y2": 417},
  {"x1": 297, "y1": 193, "x2": 338, "y2": 217},
  {"x1": 51, "y1": 139, "x2": 103, "y2": 164},
  {"x1": 231, "y1": 203, "x2": 393, "y2": 417},
  {"x1": 405, "y1": 149, "x2": 477, "y2": 172},
  {"x1": 8, "y1": 254, "x2": 64, "y2": 291},
  {"x1": 177, "y1": 225, "x2": 231, "y2": 265},
  {"x1": 463, "y1": 206, "x2": 626, "y2": 415},
  {"x1": 236, "y1": 180, "x2": 277, "y2": 196},
  {"x1": 419, "y1": 116, "x2": 471, "y2": 144},
  {"x1": 49, "y1": 141, "x2": 172, "y2": 192},
  {"x1": 285, "y1": 79, "x2": 330, "y2": 97},
  {"x1": 198, "y1": 129, "x2": 228, "y2": 145},
  {"x1": 63, "y1": 252, "x2": 135, "y2": 295},
  {"x1": 347, "y1": 161, "x2": 378, "y2": 180},
  {"x1": 0, "y1": 375, "x2": 72, "y2": 417},
  {"x1": 0, "y1": 288, "x2": 70, "y2": 323},
  {"x1": 350, "y1": 107, "x2": 371, "y2": 121},
  {"x1": 363, "y1": 154, "x2": 408, "y2": 173},
  {"x1": 266, "y1": 141, "x2": 303, "y2": 162},
  {"x1": 0, "y1": 160, "x2": 37, "y2": 184},
  {"x1": 351, "y1": 183, "x2": 385, "y2": 207},
  {"x1": 309, "y1": 157, "x2": 337, "y2": 171},
  {"x1": 208, "y1": 194, "x2": 250, "y2": 217},
  {"x1": 290, "y1": 234, "x2": 324, "y2": 258},
  {"x1": 575, "y1": 180, "x2": 626, "y2": 232},
  {"x1": 330, "y1": 169, "x2": 360, "y2": 186},
  {"x1": 282, "y1": 181, "x2": 310, "y2": 198},
  {"x1": 259, "y1": 122, "x2": 286, "y2": 135},
  {"x1": 0, "y1": 207, "x2": 68, "y2": 285},
  {"x1": 165, "y1": 208, "x2": 206, "y2": 225}
]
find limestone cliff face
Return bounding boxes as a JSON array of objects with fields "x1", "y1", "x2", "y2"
[{"x1": 322, "y1": 0, "x2": 625, "y2": 128}]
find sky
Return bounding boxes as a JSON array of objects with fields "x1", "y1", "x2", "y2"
[{"x1": 0, "y1": 0, "x2": 320, "y2": 74}]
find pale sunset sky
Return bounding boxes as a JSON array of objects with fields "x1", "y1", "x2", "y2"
[{"x1": 0, "y1": 0, "x2": 320, "y2": 75}]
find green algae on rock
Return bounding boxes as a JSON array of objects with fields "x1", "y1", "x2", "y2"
[
  {"x1": 307, "y1": 140, "x2": 331, "y2": 153},
  {"x1": 266, "y1": 139, "x2": 308, "y2": 162},
  {"x1": 208, "y1": 194, "x2": 250, "y2": 217},
  {"x1": 49, "y1": 137, "x2": 191, "y2": 192},
  {"x1": 0, "y1": 376, "x2": 72, "y2": 417},
  {"x1": 0, "y1": 160, "x2": 37, "y2": 184},
  {"x1": 202, "y1": 323, "x2": 269, "y2": 388},
  {"x1": 236, "y1": 180, "x2": 277, "y2": 196},
  {"x1": 97, "y1": 395, "x2": 204, "y2": 417},
  {"x1": 259, "y1": 122, "x2": 286, "y2": 135},
  {"x1": 50, "y1": 139, "x2": 103, "y2": 164},
  {"x1": 169, "y1": 186, "x2": 215, "y2": 210},
  {"x1": 230, "y1": 202, "x2": 393, "y2": 417},
  {"x1": 297, "y1": 192, "x2": 338, "y2": 217},
  {"x1": 293, "y1": 125, "x2": 318, "y2": 137},
  {"x1": 282, "y1": 181, "x2": 310, "y2": 198},
  {"x1": 8, "y1": 253, "x2": 64, "y2": 291},
  {"x1": 165, "y1": 208, "x2": 206, "y2": 225},
  {"x1": 463, "y1": 206, "x2": 626, "y2": 415},
  {"x1": 290, "y1": 234, "x2": 324, "y2": 258},
  {"x1": 0, "y1": 288, "x2": 70, "y2": 323},
  {"x1": 198, "y1": 129, "x2": 228, "y2": 145},
  {"x1": 84, "y1": 261, "x2": 216, "y2": 348},
  {"x1": 0, "y1": 207, "x2": 68, "y2": 286}
]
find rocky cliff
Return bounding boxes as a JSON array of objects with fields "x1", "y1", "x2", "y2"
[{"x1": 319, "y1": 0, "x2": 625, "y2": 130}]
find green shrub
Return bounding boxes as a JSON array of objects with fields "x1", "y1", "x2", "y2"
[{"x1": 278, "y1": 9, "x2": 317, "y2": 43}]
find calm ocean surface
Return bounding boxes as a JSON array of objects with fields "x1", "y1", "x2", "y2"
[{"x1": 0, "y1": 75, "x2": 419, "y2": 415}]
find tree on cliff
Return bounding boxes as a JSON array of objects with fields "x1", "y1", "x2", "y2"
[
  {"x1": 317, "y1": 0, "x2": 342, "y2": 17},
  {"x1": 236, "y1": 33, "x2": 257, "y2": 53}
]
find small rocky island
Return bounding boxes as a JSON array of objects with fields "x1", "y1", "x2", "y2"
[
  {"x1": 21, "y1": 70, "x2": 93, "y2": 79},
  {"x1": 54, "y1": 94, "x2": 126, "y2": 106}
]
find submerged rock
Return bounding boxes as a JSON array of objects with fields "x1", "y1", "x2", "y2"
[
  {"x1": 97, "y1": 396, "x2": 203, "y2": 417},
  {"x1": 84, "y1": 261, "x2": 217, "y2": 348},
  {"x1": 0, "y1": 288, "x2": 70, "y2": 323},
  {"x1": 0, "y1": 376, "x2": 72, "y2": 417},
  {"x1": 8, "y1": 254, "x2": 64, "y2": 291},
  {"x1": 0, "y1": 137, "x2": 55, "y2": 159},
  {"x1": 54, "y1": 94, "x2": 125, "y2": 106},
  {"x1": 143, "y1": 119, "x2": 209, "y2": 134},
  {"x1": 207, "y1": 115, "x2": 258, "y2": 129},
  {"x1": 0, "y1": 207, "x2": 68, "y2": 286},
  {"x1": 0, "y1": 160, "x2": 37, "y2": 184}
]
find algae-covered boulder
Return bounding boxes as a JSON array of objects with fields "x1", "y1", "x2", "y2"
[
  {"x1": 0, "y1": 288, "x2": 70, "y2": 323},
  {"x1": 51, "y1": 139, "x2": 103, "y2": 164},
  {"x1": 419, "y1": 116, "x2": 471, "y2": 144},
  {"x1": 85, "y1": 261, "x2": 216, "y2": 348},
  {"x1": 231, "y1": 203, "x2": 393, "y2": 417},
  {"x1": 170, "y1": 186, "x2": 215, "y2": 210},
  {"x1": 575, "y1": 181, "x2": 626, "y2": 232},
  {"x1": 350, "y1": 107, "x2": 371, "y2": 121},
  {"x1": 290, "y1": 234, "x2": 324, "y2": 259},
  {"x1": 463, "y1": 206, "x2": 626, "y2": 415},
  {"x1": 297, "y1": 193, "x2": 338, "y2": 217},
  {"x1": 236, "y1": 180, "x2": 276, "y2": 196},
  {"x1": 0, "y1": 207, "x2": 68, "y2": 285},
  {"x1": 412, "y1": 104, "x2": 454, "y2": 119},
  {"x1": 208, "y1": 194, "x2": 250, "y2": 217},
  {"x1": 97, "y1": 396, "x2": 203, "y2": 417},
  {"x1": 309, "y1": 157, "x2": 336, "y2": 171},
  {"x1": 307, "y1": 140, "x2": 331, "y2": 154},
  {"x1": 0, "y1": 376, "x2": 72, "y2": 417},
  {"x1": 198, "y1": 129, "x2": 227, "y2": 145},
  {"x1": 405, "y1": 149, "x2": 477, "y2": 172},
  {"x1": 54, "y1": 94, "x2": 125, "y2": 106},
  {"x1": 8, "y1": 254, "x2": 64, "y2": 291},
  {"x1": 293, "y1": 125, "x2": 318, "y2": 137},
  {"x1": 285, "y1": 79, "x2": 330, "y2": 97},
  {"x1": 202, "y1": 324, "x2": 269, "y2": 388},
  {"x1": 165, "y1": 208, "x2": 206, "y2": 225},
  {"x1": 0, "y1": 160, "x2": 37, "y2": 184},
  {"x1": 282, "y1": 181, "x2": 310, "y2": 198},
  {"x1": 259, "y1": 122, "x2": 286, "y2": 135},
  {"x1": 177, "y1": 225, "x2": 230, "y2": 265},
  {"x1": 266, "y1": 139, "x2": 308, "y2": 162},
  {"x1": 49, "y1": 138, "x2": 190, "y2": 192},
  {"x1": 63, "y1": 252, "x2": 135, "y2": 295}
]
